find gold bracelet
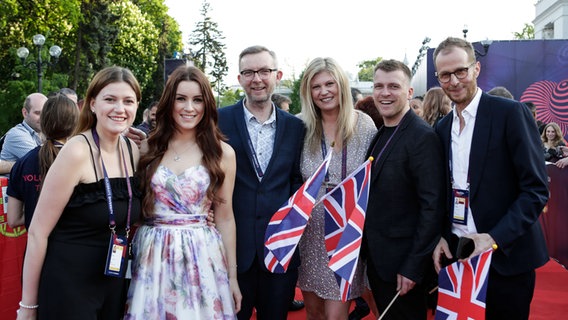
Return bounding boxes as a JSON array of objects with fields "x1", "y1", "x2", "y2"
[{"x1": 19, "y1": 301, "x2": 39, "y2": 309}]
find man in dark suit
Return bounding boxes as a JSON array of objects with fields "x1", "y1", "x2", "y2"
[
  {"x1": 218, "y1": 45, "x2": 305, "y2": 320},
  {"x1": 432, "y1": 37, "x2": 549, "y2": 320},
  {"x1": 364, "y1": 59, "x2": 445, "y2": 319}
]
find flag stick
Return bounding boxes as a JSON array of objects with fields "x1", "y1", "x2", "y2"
[
  {"x1": 428, "y1": 286, "x2": 438, "y2": 294},
  {"x1": 378, "y1": 290, "x2": 400, "y2": 320}
]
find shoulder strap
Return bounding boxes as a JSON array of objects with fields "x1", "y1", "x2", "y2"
[
  {"x1": 79, "y1": 133, "x2": 99, "y2": 181},
  {"x1": 123, "y1": 136, "x2": 135, "y2": 173}
]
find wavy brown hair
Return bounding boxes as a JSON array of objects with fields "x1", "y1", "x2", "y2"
[
  {"x1": 422, "y1": 87, "x2": 452, "y2": 126},
  {"x1": 138, "y1": 65, "x2": 226, "y2": 218},
  {"x1": 38, "y1": 94, "x2": 79, "y2": 190}
]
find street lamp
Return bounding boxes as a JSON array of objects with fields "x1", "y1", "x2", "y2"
[
  {"x1": 460, "y1": 26, "x2": 492, "y2": 58},
  {"x1": 16, "y1": 34, "x2": 62, "y2": 93}
]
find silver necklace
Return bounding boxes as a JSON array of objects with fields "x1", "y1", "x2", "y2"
[{"x1": 172, "y1": 142, "x2": 195, "y2": 162}]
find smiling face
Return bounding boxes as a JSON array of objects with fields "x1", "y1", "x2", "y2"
[
  {"x1": 172, "y1": 80, "x2": 204, "y2": 133},
  {"x1": 373, "y1": 68, "x2": 413, "y2": 126},
  {"x1": 435, "y1": 46, "x2": 480, "y2": 111},
  {"x1": 238, "y1": 51, "x2": 281, "y2": 107},
  {"x1": 90, "y1": 82, "x2": 137, "y2": 135},
  {"x1": 546, "y1": 125, "x2": 558, "y2": 142},
  {"x1": 310, "y1": 71, "x2": 340, "y2": 114}
]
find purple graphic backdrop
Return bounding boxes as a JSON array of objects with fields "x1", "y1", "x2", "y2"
[{"x1": 427, "y1": 39, "x2": 568, "y2": 137}]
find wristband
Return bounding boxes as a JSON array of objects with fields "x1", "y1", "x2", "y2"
[{"x1": 19, "y1": 301, "x2": 39, "y2": 309}]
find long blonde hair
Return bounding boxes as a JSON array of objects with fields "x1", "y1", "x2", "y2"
[{"x1": 300, "y1": 57, "x2": 355, "y2": 151}]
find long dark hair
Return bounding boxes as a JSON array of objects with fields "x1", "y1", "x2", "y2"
[
  {"x1": 138, "y1": 65, "x2": 226, "y2": 218},
  {"x1": 39, "y1": 94, "x2": 79, "y2": 189}
]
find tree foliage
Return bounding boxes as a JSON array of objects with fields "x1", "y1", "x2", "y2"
[
  {"x1": 289, "y1": 71, "x2": 304, "y2": 115},
  {"x1": 514, "y1": 23, "x2": 535, "y2": 40},
  {"x1": 219, "y1": 88, "x2": 243, "y2": 108},
  {"x1": 357, "y1": 58, "x2": 382, "y2": 82},
  {"x1": 0, "y1": 0, "x2": 184, "y2": 134},
  {"x1": 108, "y1": 0, "x2": 159, "y2": 98},
  {"x1": 189, "y1": 1, "x2": 229, "y2": 103}
]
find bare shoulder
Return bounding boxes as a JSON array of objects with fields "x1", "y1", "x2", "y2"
[
  {"x1": 53, "y1": 133, "x2": 97, "y2": 183},
  {"x1": 221, "y1": 141, "x2": 236, "y2": 161},
  {"x1": 58, "y1": 134, "x2": 93, "y2": 162}
]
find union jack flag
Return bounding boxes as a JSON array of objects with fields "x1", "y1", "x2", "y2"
[
  {"x1": 263, "y1": 151, "x2": 332, "y2": 273},
  {"x1": 436, "y1": 249, "x2": 493, "y2": 320},
  {"x1": 323, "y1": 158, "x2": 372, "y2": 301}
]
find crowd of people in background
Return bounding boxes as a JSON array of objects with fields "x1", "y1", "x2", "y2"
[{"x1": 1, "y1": 36, "x2": 562, "y2": 320}]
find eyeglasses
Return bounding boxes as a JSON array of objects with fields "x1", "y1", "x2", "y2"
[
  {"x1": 240, "y1": 68, "x2": 277, "y2": 80},
  {"x1": 435, "y1": 62, "x2": 476, "y2": 83}
]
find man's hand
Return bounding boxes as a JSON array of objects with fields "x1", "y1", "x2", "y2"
[
  {"x1": 556, "y1": 157, "x2": 568, "y2": 169},
  {"x1": 206, "y1": 209, "x2": 215, "y2": 227},
  {"x1": 397, "y1": 274, "x2": 415, "y2": 296},
  {"x1": 462, "y1": 233, "x2": 496, "y2": 260},
  {"x1": 123, "y1": 127, "x2": 147, "y2": 148},
  {"x1": 433, "y1": 237, "x2": 453, "y2": 273}
]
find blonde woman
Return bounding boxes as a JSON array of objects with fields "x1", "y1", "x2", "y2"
[
  {"x1": 542, "y1": 122, "x2": 566, "y2": 163},
  {"x1": 298, "y1": 57, "x2": 377, "y2": 320}
]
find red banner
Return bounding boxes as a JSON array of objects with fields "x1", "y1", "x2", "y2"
[
  {"x1": 540, "y1": 165, "x2": 568, "y2": 267},
  {"x1": 0, "y1": 176, "x2": 27, "y2": 319}
]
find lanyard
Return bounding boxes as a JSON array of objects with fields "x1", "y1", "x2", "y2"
[
  {"x1": 321, "y1": 136, "x2": 347, "y2": 192},
  {"x1": 246, "y1": 135, "x2": 264, "y2": 178},
  {"x1": 368, "y1": 125, "x2": 400, "y2": 166},
  {"x1": 91, "y1": 128, "x2": 132, "y2": 237},
  {"x1": 368, "y1": 109, "x2": 411, "y2": 165}
]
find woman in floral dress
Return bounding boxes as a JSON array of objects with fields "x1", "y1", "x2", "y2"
[{"x1": 125, "y1": 65, "x2": 241, "y2": 319}]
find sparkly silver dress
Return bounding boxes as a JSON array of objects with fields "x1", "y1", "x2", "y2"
[{"x1": 298, "y1": 111, "x2": 378, "y2": 300}]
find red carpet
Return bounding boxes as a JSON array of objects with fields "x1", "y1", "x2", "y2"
[{"x1": 255, "y1": 259, "x2": 568, "y2": 320}]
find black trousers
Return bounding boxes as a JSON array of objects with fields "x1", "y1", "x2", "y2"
[
  {"x1": 237, "y1": 255, "x2": 297, "y2": 320},
  {"x1": 366, "y1": 258, "x2": 427, "y2": 320}
]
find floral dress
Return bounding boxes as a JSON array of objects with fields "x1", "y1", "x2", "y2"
[{"x1": 125, "y1": 165, "x2": 235, "y2": 320}]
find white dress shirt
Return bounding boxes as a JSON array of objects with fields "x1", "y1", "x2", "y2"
[{"x1": 451, "y1": 88, "x2": 482, "y2": 237}]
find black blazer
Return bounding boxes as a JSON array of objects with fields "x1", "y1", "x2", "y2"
[
  {"x1": 218, "y1": 101, "x2": 305, "y2": 273},
  {"x1": 364, "y1": 110, "x2": 445, "y2": 284},
  {"x1": 435, "y1": 93, "x2": 549, "y2": 276}
]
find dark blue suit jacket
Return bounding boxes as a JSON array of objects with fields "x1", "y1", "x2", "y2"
[
  {"x1": 218, "y1": 100, "x2": 305, "y2": 273},
  {"x1": 436, "y1": 93, "x2": 549, "y2": 276}
]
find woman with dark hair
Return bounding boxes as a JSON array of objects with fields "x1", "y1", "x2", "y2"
[
  {"x1": 17, "y1": 66, "x2": 142, "y2": 320},
  {"x1": 125, "y1": 65, "x2": 241, "y2": 318},
  {"x1": 7, "y1": 94, "x2": 79, "y2": 229}
]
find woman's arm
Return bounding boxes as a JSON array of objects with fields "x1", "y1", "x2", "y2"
[
  {"x1": 7, "y1": 196, "x2": 25, "y2": 228},
  {"x1": 213, "y1": 142, "x2": 241, "y2": 312},
  {"x1": 17, "y1": 138, "x2": 87, "y2": 319}
]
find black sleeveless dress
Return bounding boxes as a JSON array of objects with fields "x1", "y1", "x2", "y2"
[{"x1": 37, "y1": 138, "x2": 141, "y2": 320}]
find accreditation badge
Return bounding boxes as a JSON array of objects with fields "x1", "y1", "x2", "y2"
[
  {"x1": 104, "y1": 233, "x2": 128, "y2": 277},
  {"x1": 452, "y1": 188, "x2": 469, "y2": 225}
]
